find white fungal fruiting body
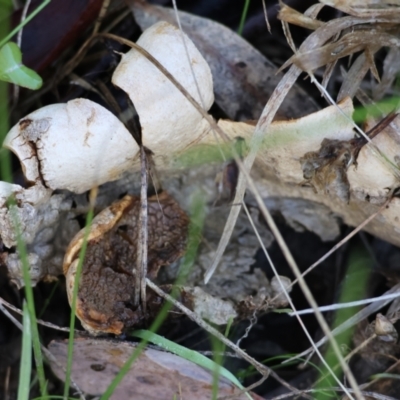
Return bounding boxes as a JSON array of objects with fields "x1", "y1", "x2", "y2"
[
  {"x1": 112, "y1": 21, "x2": 214, "y2": 155},
  {"x1": 0, "y1": 181, "x2": 24, "y2": 206},
  {"x1": 3, "y1": 98, "x2": 140, "y2": 194}
]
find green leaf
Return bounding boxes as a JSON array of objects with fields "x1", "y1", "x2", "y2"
[
  {"x1": 17, "y1": 302, "x2": 32, "y2": 400},
  {"x1": 370, "y1": 373, "x2": 400, "y2": 380},
  {"x1": 0, "y1": 42, "x2": 42, "y2": 89},
  {"x1": 272, "y1": 308, "x2": 293, "y2": 314}
]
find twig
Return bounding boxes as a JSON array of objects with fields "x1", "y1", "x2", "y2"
[
  {"x1": 0, "y1": 296, "x2": 72, "y2": 332},
  {"x1": 137, "y1": 146, "x2": 148, "y2": 309},
  {"x1": 171, "y1": 0, "x2": 207, "y2": 110},
  {"x1": 92, "y1": 0, "x2": 110, "y2": 35},
  {"x1": 219, "y1": 375, "x2": 269, "y2": 400},
  {"x1": 292, "y1": 292, "x2": 400, "y2": 316}
]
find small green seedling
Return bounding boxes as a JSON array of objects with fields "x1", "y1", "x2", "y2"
[{"x1": 0, "y1": 42, "x2": 42, "y2": 89}]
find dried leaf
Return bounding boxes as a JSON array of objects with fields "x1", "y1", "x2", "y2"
[
  {"x1": 48, "y1": 338, "x2": 260, "y2": 400},
  {"x1": 320, "y1": 0, "x2": 400, "y2": 19},
  {"x1": 337, "y1": 51, "x2": 375, "y2": 102},
  {"x1": 365, "y1": 46, "x2": 380, "y2": 82},
  {"x1": 278, "y1": 2, "x2": 324, "y2": 30},
  {"x1": 289, "y1": 31, "x2": 400, "y2": 72},
  {"x1": 373, "y1": 47, "x2": 400, "y2": 101}
]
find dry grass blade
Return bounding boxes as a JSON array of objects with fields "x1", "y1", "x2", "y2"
[
  {"x1": 321, "y1": 60, "x2": 337, "y2": 89},
  {"x1": 281, "y1": 20, "x2": 296, "y2": 54},
  {"x1": 320, "y1": 0, "x2": 400, "y2": 19},
  {"x1": 279, "y1": 0, "x2": 400, "y2": 99},
  {"x1": 373, "y1": 47, "x2": 400, "y2": 100},
  {"x1": 137, "y1": 146, "x2": 148, "y2": 309},
  {"x1": 13, "y1": 0, "x2": 32, "y2": 105},
  {"x1": 277, "y1": 16, "x2": 374, "y2": 72},
  {"x1": 288, "y1": 31, "x2": 400, "y2": 72},
  {"x1": 337, "y1": 51, "x2": 378, "y2": 101},
  {"x1": 92, "y1": 0, "x2": 110, "y2": 35},
  {"x1": 171, "y1": 0, "x2": 208, "y2": 111},
  {"x1": 204, "y1": 63, "x2": 302, "y2": 283},
  {"x1": 278, "y1": 2, "x2": 324, "y2": 30},
  {"x1": 261, "y1": 0, "x2": 271, "y2": 33}
]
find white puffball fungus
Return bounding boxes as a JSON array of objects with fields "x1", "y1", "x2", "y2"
[
  {"x1": 112, "y1": 21, "x2": 214, "y2": 155},
  {"x1": 3, "y1": 98, "x2": 140, "y2": 194}
]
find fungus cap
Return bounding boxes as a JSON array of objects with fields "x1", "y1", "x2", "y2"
[
  {"x1": 112, "y1": 21, "x2": 214, "y2": 155},
  {"x1": 3, "y1": 98, "x2": 140, "y2": 194}
]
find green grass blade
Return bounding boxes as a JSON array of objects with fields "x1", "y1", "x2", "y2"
[
  {"x1": 0, "y1": 0, "x2": 51, "y2": 48},
  {"x1": 38, "y1": 281, "x2": 59, "y2": 318},
  {"x1": 17, "y1": 302, "x2": 32, "y2": 400},
  {"x1": 132, "y1": 329, "x2": 251, "y2": 399},
  {"x1": 0, "y1": 0, "x2": 11, "y2": 148},
  {"x1": 210, "y1": 317, "x2": 234, "y2": 399},
  {"x1": 10, "y1": 206, "x2": 47, "y2": 397},
  {"x1": 370, "y1": 373, "x2": 400, "y2": 380},
  {"x1": 63, "y1": 207, "x2": 94, "y2": 399},
  {"x1": 237, "y1": 0, "x2": 251, "y2": 36}
]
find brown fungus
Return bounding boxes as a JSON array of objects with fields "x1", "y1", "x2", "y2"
[
  {"x1": 63, "y1": 191, "x2": 189, "y2": 335},
  {"x1": 300, "y1": 138, "x2": 354, "y2": 203}
]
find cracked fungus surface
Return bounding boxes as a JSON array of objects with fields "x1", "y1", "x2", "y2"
[{"x1": 76, "y1": 191, "x2": 189, "y2": 334}]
